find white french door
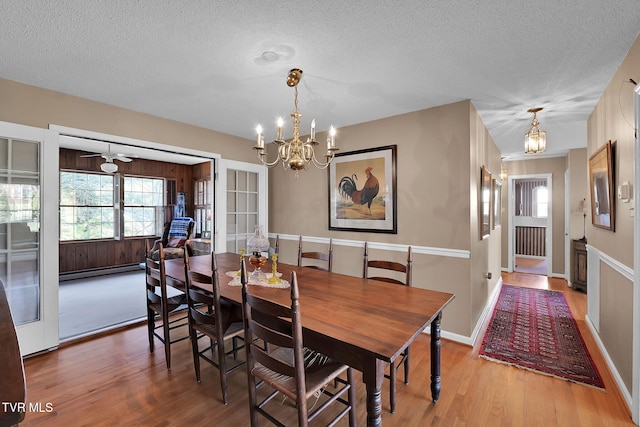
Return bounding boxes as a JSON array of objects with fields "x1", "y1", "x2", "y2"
[
  {"x1": 215, "y1": 159, "x2": 268, "y2": 254},
  {"x1": 0, "y1": 121, "x2": 59, "y2": 356}
]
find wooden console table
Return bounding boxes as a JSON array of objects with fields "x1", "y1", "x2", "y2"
[{"x1": 572, "y1": 239, "x2": 587, "y2": 293}]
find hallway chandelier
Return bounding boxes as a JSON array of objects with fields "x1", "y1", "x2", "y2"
[
  {"x1": 524, "y1": 107, "x2": 546, "y2": 154},
  {"x1": 254, "y1": 68, "x2": 338, "y2": 175}
]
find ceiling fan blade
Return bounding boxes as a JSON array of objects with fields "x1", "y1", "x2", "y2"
[
  {"x1": 80, "y1": 153, "x2": 103, "y2": 158},
  {"x1": 115, "y1": 156, "x2": 133, "y2": 162}
]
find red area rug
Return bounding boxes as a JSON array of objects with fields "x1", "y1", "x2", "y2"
[{"x1": 479, "y1": 284, "x2": 604, "y2": 389}]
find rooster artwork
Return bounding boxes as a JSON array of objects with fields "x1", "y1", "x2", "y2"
[{"x1": 338, "y1": 166, "x2": 381, "y2": 216}]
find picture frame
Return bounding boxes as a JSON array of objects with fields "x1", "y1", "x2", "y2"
[
  {"x1": 480, "y1": 166, "x2": 491, "y2": 239},
  {"x1": 328, "y1": 145, "x2": 397, "y2": 233},
  {"x1": 589, "y1": 140, "x2": 615, "y2": 231},
  {"x1": 492, "y1": 179, "x2": 502, "y2": 229}
]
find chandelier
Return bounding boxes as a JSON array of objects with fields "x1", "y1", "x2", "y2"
[
  {"x1": 254, "y1": 68, "x2": 338, "y2": 174},
  {"x1": 524, "y1": 107, "x2": 546, "y2": 154}
]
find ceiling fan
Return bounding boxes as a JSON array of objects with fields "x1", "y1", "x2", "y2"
[{"x1": 80, "y1": 144, "x2": 134, "y2": 173}]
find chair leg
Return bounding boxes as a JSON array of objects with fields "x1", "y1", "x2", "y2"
[
  {"x1": 347, "y1": 368, "x2": 357, "y2": 427},
  {"x1": 389, "y1": 361, "x2": 397, "y2": 413},
  {"x1": 162, "y1": 311, "x2": 172, "y2": 370},
  {"x1": 147, "y1": 308, "x2": 155, "y2": 353},
  {"x1": 190, "y1": 327, "x2": 201, "y2": 382},
  {"x1": 247, "y1": 370, "x2": 259, "y2": 427},
  {"x1": 217, "y1": 338, "x2": 229, "y2": 405}
]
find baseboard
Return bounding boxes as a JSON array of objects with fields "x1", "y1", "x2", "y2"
[
  {"x1": 59, "y1": 264, "x2": 143, "y2": 281},
  {"x1": 470, "y1": 277, "x2": 503, "y2": 347}
]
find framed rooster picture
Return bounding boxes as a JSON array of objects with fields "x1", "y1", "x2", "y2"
[{"x1": 328, "y1": 145, "x2": 397, "y2": 233}]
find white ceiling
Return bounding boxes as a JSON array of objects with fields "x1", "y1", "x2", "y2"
[{"x1": 2, "y1": 1, "x2": 640, "y2": 162}]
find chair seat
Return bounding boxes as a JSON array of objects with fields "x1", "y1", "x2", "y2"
[
  {"x1": 148, "y1": 294, "x2": 186, "y2": 315},
  {"x1": 193, "y1": 320, "x2": 244, "y2": 340},
  {"x1": 251, "y1": 347, "x2": 349, "y2": 401}
]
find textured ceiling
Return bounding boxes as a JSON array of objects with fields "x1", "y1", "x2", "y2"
[{"x1": 1, "y1": 1, "x2": 640, "y2": 160}]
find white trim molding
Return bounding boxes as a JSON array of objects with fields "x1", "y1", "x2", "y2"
[{"x1": 271, "y1": 233, "x2": 471, "y2": 259}]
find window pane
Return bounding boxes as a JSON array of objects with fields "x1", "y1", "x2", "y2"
[
  {"x1": 59, "y1": 171, "x2": 114, "y2": 241},
  {"x1": 123, "y1": 176, "x2": 164, "y2": 237}
]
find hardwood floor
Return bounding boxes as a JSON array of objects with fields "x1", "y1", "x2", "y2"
[{"x1": 20, "y1": 272, "x2": 634, "y2": 426}]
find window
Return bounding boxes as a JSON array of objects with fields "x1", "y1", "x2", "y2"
[
  {"x1": 194, "y1": 177, "x2": 211, "y2": 238},
  {"x1": 532, "y1": 186, "x2": 548, "y2": 218},
  {"x1": 60, "y1": 171, "x2": 114, "y2": 240},
  {"x1": 123, "y1": 177, "x2": 164, "y2": 237}
]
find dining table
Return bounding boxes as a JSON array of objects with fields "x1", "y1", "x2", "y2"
[{"x1": 164, "y1": 252, "x2": 454, "y2": 427}]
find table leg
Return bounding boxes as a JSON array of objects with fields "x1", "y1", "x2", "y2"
[
  {"x1": 363, "y1": 358, "x2": 385, "y2": 427},
  {"x1": 430, "y1": 312, "x2": 442, "y2": 402}
]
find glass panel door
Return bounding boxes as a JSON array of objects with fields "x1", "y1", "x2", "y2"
[
  {"x1": 0, "y1": 121, "x2": 58, "y2": 355},
  {"x1": 226, "y1": 169, "x2": 259, "y2": 253},
  {"x1": 216, "y1": 159, "x2": 267, "y2": 254},
  {"x1": 0, "y1": 138, "x2": 40, "y2": 325}
]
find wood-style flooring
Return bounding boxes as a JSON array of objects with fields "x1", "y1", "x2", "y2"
[{"x1": 19, "y1": 272, "x2": 634, "y2": 426}]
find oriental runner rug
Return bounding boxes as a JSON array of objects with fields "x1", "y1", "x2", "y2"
[{"x1": 479, "y1": 284, "x2": 604, "y2": 389}]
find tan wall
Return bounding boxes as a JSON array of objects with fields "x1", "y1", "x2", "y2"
[
  {"x1": 269, "y1": 100, "x2": 501, "y2": 338},
  {"x1": 568, "y1": 148, "x2": 589, "y2": 241},
  {"x1": 0, "y1": 77, "x2": 257, "y2": 163},
  {"x1": 468, "y1": 106, "x2": 502, "y2": 336},
  {"x1": 586, "y1": 33, "x2": 640, "y2": 393}
]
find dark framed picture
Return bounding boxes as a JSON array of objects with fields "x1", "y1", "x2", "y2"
[
  {"x1": 328, "y1": 145, "x2": 397, "y2": 233},
  {"x1": 589, "y1": 140, "x2": 615, "y2": 231},
  {"x1": 480, "y1": 166, "x2": 491, "y2": 239}
]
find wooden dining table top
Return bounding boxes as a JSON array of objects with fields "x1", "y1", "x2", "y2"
[{"x1": 164, "y1": 252, "x2": 455, "y2": 365}]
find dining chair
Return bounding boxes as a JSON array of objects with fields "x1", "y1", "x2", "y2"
[
  {"x1": 297, "y1": 236, "x2": 333, "y2": 272},
  {"x1": 183, "y1": 250, "x2": 245, "y2": 404},
  {"x1": 239, "y1": 259, "x2": 357, "y2": 427},
  {"x1": 145, "y1": 243, "x2": 189, "y2": 370},
  {"x1": 362, "y1": 241, "x2": 413, "y2": 413},
  {"x1": 268, "y1": 234, "x2": 280, "y2": 255}
]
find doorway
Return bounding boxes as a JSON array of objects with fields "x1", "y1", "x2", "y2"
[
  {"x1": 55, "y1": 126, "x2": 217, "y2": 341},
  {"x1": 508, "y1": 174, "x2": 553, "y2": 276}
]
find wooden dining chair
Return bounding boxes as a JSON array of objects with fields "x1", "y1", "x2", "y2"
[
  {"x1": 297, "y1": 236, "x2": 333, "y2": 272},
  {"x1": 362, "y1": 242, "x2": 413, "y2": 413},
  {"x1": 183, "y1": 250, "x2": 245, "y2": 404},
  {"x1": 268, "y1": 234, "x2": 280, "y2": 255},
  {"x1": 145, "y1": 243, "x2": 189, "y2": 370},
  {"x1": 239, "y1": 259, "x2": 357, "y2": 427}
]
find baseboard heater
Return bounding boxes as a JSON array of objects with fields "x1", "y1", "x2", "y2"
[{"x1": 59, "y1": 263, "x2": 143, "y2": 282}]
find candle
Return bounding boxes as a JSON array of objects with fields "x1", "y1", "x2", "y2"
[
  {"x1": 329, "y1": 126, "x2": 336, "y2": 149},
  {"x1": 276, "y1": 117, "x2": 283, "y2": 140},
  {"x1": 311, "y1": 119, "x2": 316, "y2": 141},
  {"x1": 256, "y1": 125, "x2": 263, "y2": 149}
]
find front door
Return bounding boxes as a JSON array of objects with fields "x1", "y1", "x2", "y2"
[{"x1": 0, "y1": 121, "x2": 59, "y2": 355}]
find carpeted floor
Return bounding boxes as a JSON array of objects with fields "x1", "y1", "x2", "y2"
[
  {"x1": 59, "y1": 271, "x2": 165, "y2": 340},
  {"x1": 479, "y1": 284, "x2": 604, "y2": 389}
]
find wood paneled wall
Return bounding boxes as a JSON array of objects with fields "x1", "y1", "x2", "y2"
[{"x1": 59, "y1": 148, "x2": 206, "y2": 274}]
